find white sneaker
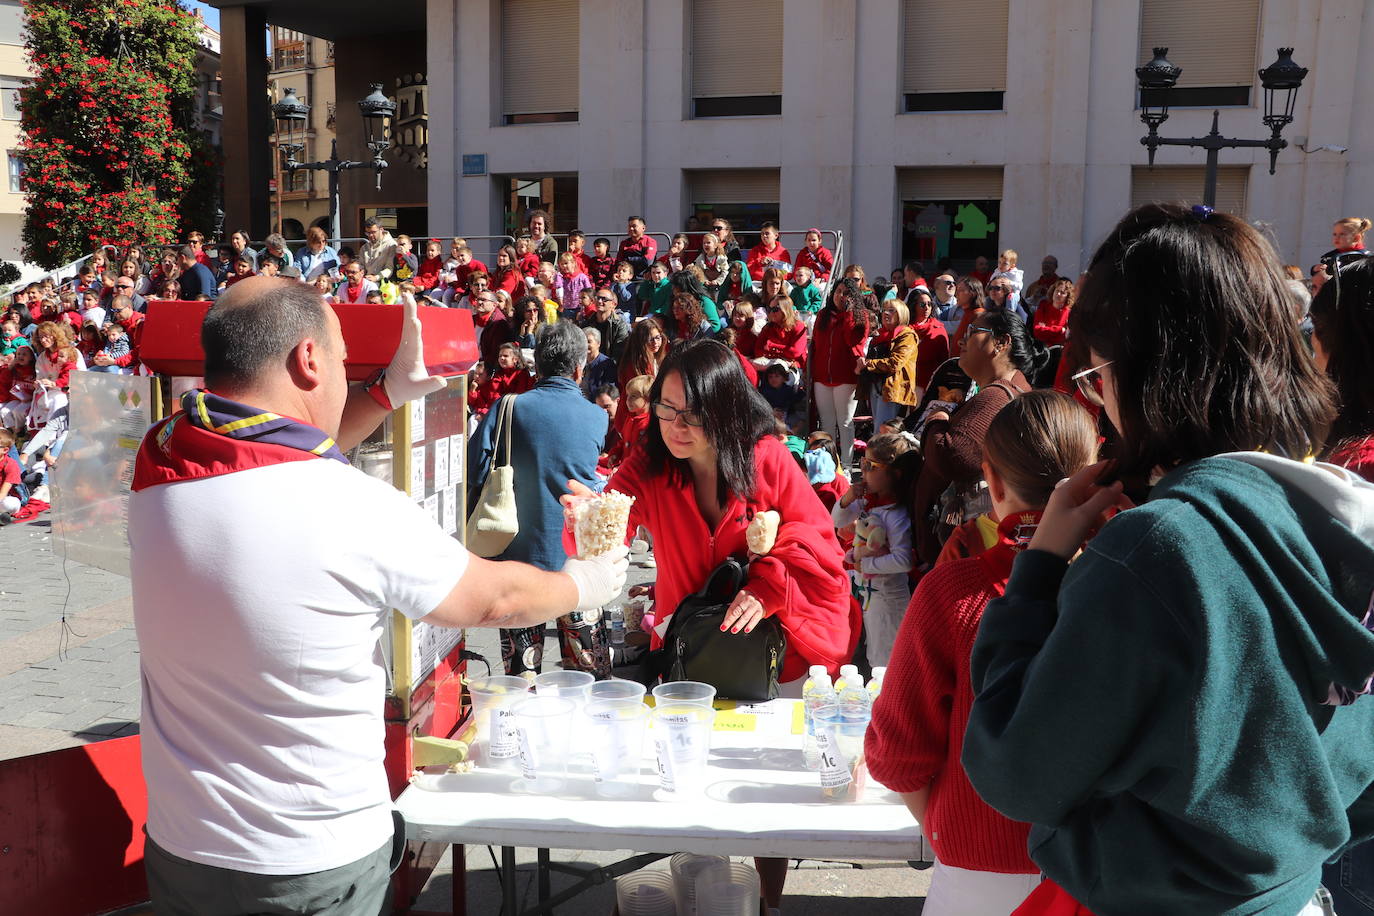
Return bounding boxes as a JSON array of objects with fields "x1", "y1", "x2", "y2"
[
  {"x1": 630, "y1": 539, "x2": 650, "y2": 553},
  {"x1": 31, "y1": 485, "x2": 49, "y2": 503},
  {"x1": 641, "y1": 554, "x2": 656, "y2": 568}
]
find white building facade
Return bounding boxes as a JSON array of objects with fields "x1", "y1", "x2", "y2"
[{"x1": 425, "y1": 0, "x2": 1373, "y2": 275}]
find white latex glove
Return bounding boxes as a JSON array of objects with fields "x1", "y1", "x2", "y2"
[
  {"x1": 382, "y1": 293, "x2": 447, "y2": 408},
  {"x1": 562, "y1": 545, "x2": 630, "y2": 611}
]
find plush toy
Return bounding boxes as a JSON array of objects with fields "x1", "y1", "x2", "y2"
[
  {"x1": 746, "y1": 509, "x2": 780, "y2": 555},
  {"x1": 853, "y1": 514, "x2": 888, "y2": 578}
]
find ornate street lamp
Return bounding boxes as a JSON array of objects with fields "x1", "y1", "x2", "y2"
[
  {"x1": 1136, "y1": 47, "x2": 1308, "y2": 207},
  {"x1": 270, "y1": 82, "x2": 397, "y2": 243}
]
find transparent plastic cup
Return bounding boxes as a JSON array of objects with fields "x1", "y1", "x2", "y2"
[
  {"x1": 589, "y1": 678, "x2": 648, "y2": 705},
  {"x1": 670, "y1": 853, "x2": 730, "y2": 915},
  {"x1": 652, "y1": 704, "x2": 714, "y2": 796},
  {"x1": 694, "y1": 862, "x2": 761, "y2": 916},
  {"x1": 652, "y1": 681, "x2": 717, "y2": 708},
  {"x1": 468, "y1": 674, "x2": 531, "y2": 771},
  {"x1": 615, "y1": 870, "x2": 677, "y2": 915},
  {"x1": 585, "y1": 698, "x2": 649, "y2": 797},
  {"x1": 534, "y1": 669, "x2": 595, "y2": 704},
  {"x1": 813, "y1": 702, "x2": 870, "y2": 801},
  {"x1": 511, "y1": 694, "x2": 576, "y2": 793}
]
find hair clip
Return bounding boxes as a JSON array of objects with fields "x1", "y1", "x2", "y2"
[{"x1": 1191, "y1": 204, "x2": 1215, "y2": 221}]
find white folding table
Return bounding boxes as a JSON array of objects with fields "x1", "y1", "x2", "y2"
[{"x1": 395, "y1": 698, "x2": 928, "y2": 914}]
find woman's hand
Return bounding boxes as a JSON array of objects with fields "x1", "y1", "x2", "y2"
[
  {"x1": 855, "y1": 358, "x2": 867, "y2": 374},
  {"x1": 560, "y1": 478, "x2": 597, "y2": 529},
  {"x1": 721, "y1": 589, "x2": 767, "y2": 634},
  {"x1": 1028, "y1": 459, "x2": 1132, "y2": 561}
]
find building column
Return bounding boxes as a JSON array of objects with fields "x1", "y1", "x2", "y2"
[{"x1": 219, "y1": 6, "x2": 271, "y2": 239}]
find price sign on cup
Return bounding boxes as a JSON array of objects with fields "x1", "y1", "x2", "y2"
[{"x1": 490, "y1": 708, "x2": 519, "y2": 759}]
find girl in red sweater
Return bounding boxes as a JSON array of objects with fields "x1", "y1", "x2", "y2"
[
  {"x1": 866, "y1": 390, "x2": 1099, "y2": 915},
  {"x1": 751, "y1": 294, "x2": 808, "y2": 378},
  {"x1": 1032, "y1": 278, "x2": 1075, "y2": 346}
]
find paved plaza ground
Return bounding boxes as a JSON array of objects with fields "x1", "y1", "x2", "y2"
[{"x1": 0, "y1": 520, "x2": 931, "y2": 913}]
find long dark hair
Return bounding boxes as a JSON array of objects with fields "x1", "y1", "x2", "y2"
[
  {"x1": 977, "y1": 309, "x2": 1049, "y2": 378},
  {"x1": 817, "y1": 277, "x2": 870, "y2": 333},
  {"x1": 1072, "y1": 204, "x2": 1335, "y2": 475},
  {"x1": 644, "y1": 339, "x2": 775, "y2": 506},
  {"x1": 1310, "y1": 255, "x2": 1374, "y2": 448}
]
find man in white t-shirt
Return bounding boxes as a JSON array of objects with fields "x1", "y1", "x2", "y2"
[{"x1": 129, "y1": 277, "x2": 627, "y2": 915}]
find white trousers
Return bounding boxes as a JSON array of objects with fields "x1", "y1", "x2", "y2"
[
  {"x1": 923, "y1": 861, "x2": 1041, "y2": 916},
  {"x1": 858, "y1": 582, "x2": 910, "y2": 669},
  {"x1": 814, "y1": 382, "x2": 858, "y2": 468}
]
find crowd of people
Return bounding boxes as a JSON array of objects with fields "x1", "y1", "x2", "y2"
[{"x1": 11, "y1": 202, "x2": 1374, "y2": 915}]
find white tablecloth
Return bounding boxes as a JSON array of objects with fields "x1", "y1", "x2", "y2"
[{"x1": 396, "y1": 698, "x2": 930, "y2": 862}]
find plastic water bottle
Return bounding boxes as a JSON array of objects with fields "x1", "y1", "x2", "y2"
[
  {"x1": 802, "y1": 681, "x2": 836, "y2": 769},
  {"x1": 605, "y1": 605, "x2": 626, "y2": 647},
  {"x1": 835, "y1": 664, "x2": 861, "y2": 692},
  {"x1": 867, "y1": 667, "x2": 886, "y2": 700},
  {"x1": 801, "y1": 664, "x2": 827, "y2": 698},
  {"x1": 838, "y1": 685, "x2": 871, "y2": 710}
]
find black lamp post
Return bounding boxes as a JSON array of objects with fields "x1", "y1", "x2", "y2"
[
  {"x1": 272, "y1": 82, "x2": 397, "y2": 243},
  {"x1": 1136, "y1": 47, "x2": 1308, "y2": 208}
]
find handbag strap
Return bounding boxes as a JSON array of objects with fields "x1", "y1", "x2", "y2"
[{"x1": 490, "y1": 395, "x2": 518, "y2": 473}]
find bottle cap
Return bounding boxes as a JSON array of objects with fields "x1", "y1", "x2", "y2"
[
  {"x1": 809, "y1": 664, "x2": 827, "y2": 678},
  {"x1": 839, "y1": 664, "x2": 859, "y2": 678}
]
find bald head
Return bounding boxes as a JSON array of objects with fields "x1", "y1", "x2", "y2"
[{"x1": 202, "y1": 276, "x2": 331, "y2": 390}]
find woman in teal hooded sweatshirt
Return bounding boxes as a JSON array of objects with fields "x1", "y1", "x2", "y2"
[{"x1": 963, "y1": 204, "x2": 1374, "y2": 916}]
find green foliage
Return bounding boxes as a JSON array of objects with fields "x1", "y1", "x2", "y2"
[{"x1": 18, "y1": 1, "x2": 215, "y2": 268}]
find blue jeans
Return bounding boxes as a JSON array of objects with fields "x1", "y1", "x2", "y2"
[{"x1": 1326, "y1": 843, "x2": 1374, "y2": 914}]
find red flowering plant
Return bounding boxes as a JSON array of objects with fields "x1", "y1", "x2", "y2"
[{"x1": 18, "y1": 1, "x2": 219, "y2": 268}]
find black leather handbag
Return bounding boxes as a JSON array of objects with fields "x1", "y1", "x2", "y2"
[{"x1": 653, "y1": 558, "x2": 787, "y2": 702}]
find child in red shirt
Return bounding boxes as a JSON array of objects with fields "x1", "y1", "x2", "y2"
[
  {"x1": 792, "y1": 229, "x2": 835, "y2": 282},
  {"x1": 588, "y1": 238, "x2": 616, "y2": 289},
  {"x1": 515, "y1": 237, "x2": 542, "y2": 278},
  {"x1": 1032, "y1": 278, "x2": 1074, "y2": 346},
  {"x1": 415, "y1": 239, "x2": 445, "y2": 296},
  {"x1": 865, "y1": 391, "x2": 1098, "y2": 912},
  {"x1": 746, "y1": 222, "x2": 792, "y2": 281}
]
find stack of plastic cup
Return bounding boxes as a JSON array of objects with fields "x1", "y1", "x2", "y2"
[
  {"x1": 468, "y1": 675, "x2": 531, "y2": 771},
  {"x1": 651, "y1": 703, "x2": 714, "y2": 796},
  {"x1": 652, "y1": 681, "x2": 717, "y2": 708},
  {"x1": 585, "y1": 698, "x2": 649, "y2": 797},
  {"x1": 694, "y1": 862, "x2": 760, "y2": 916},
  {"x1": 616, "y1": 870, "x2": 677, "y2": 915},
  {"x1": 510, "y1": 694, "x2": 576, "y2": 794},
  {"x1": 534, "y1": 669, "x2": 595, "y2": 706},
  {"x1": 669, "y1": 853, "x2": 730, "y2": 915},
  {"x1": 589, "y1": 678, "x2": 648, "y2": 705}
]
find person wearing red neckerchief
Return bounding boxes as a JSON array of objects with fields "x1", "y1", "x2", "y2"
[{"x1": 867, "y1": 391, "x2": 1100, "y2": 916}]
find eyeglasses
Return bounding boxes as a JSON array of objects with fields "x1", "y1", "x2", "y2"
[
  {"x1": 596, "y1": 296, "x2": 616, "y2": 303},
  {"x1": 1070, "y1": 361, "x2": 1112, "y2": 407},
  {"x1": 712, "y1": 225, "x2": 727, "y2": 231},
  {"x1": 767, "y1": 306, "x2": 783, "y2": 313},
  {"x1": 861, "y1": 458, "x2": 888, "y2": 472},
  {"x1": 968, "y1": 326, "x2": 995, "y2": 336},
  {"x1": 116, "y1": 283, "x2": 134, "y2": 289},
  {"x1": 936, "y1": 279, "x2": 955, "y2": 285},
  {"x1": 652, "y1": 401, "x2": 704, "y2": 428}
]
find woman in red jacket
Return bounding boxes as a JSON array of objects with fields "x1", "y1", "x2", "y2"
[
  {"x1": 570, "y1": 339, "x2": 858, "y2": 912},
  {"x1": 812, "y1": 278, "x2": 872, "y2": 470},
  {"x1": 867, "y1": 391, "x2": 1098, "y2": 915},
  {"x1": 1032, "y1": 278, "x2": 1074, "y2": 346},
  {"x1": 489, "y1": 244, "x2": 525, "y2": 298},
  {"x1": 908, "y1": 289, "x2": 951, "y2": 395}
]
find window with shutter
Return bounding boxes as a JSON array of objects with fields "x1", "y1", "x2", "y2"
[
  {"x1": 689, "y1": 0, "x2": 783, "y2": 118},
  {"x1": 687, "y1": 170, "x2": 781, "y2": 243},
  {"x1": 1137, "y1": 0, "x2": 1260, "y2": 108},
  {"x1": 898, "y1": 167, "x2": 1003, "y2": 201},
  {"x1": 1130, "y1": 166, "x2": 1249, "y2": 216},
  {"x1": 902, "y1": 0, "x2": 1008, "y2": 112},
  {"x1": 502, "y1": 0, "x2": 580, "y2": 124}
]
